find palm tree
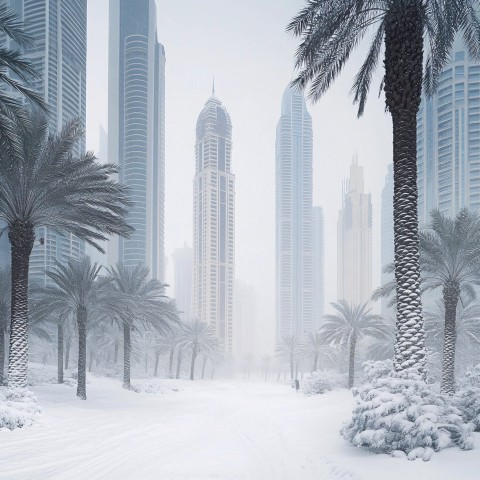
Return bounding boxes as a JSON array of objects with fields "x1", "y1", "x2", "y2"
[
  {"x1": 38, "y1": 258, "x2": 123, "y2": 399},
  {"x1": 321, "y1": 300, "x2": 389, "y2": 388},
  {"x1": 0, "y1": 268, "x2": 10, "y2": 385},
  {"x1": 300, "y1": 331, "x2": 337, "y2": 372},
  {"x1": 288, "y1": 1, "x2": 480, "y2": 374},
  {"x1": 107, "y1": 263, "x2": 178, "y2": 389},
  {"x1": 178, "y1": 320, "x2": 217, "y2": 381},
  {"x1": 0, "y1": 114, "x2": 132, "y2": 388},
  {"x1": 276, "y1": 335, "x2": 300, "y2": 380},
  {"x1": 419, "y1": 209, "x2": 480, "y2": 394},
  {"x1": 0, "y1": 4, "x2": 47, "y2": 149}
]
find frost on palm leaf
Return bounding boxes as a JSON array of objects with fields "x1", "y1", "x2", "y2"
[{"x1": 341, "y1": 369, "x2": 473, "y2": 460}]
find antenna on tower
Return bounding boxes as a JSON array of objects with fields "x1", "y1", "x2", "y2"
[{"x1": 212, "y1": 77, "x2": 215, "y2": 97}]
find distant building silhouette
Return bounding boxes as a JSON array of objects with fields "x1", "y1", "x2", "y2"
[
  {"x1": 172, "y1": 243, "x2": 193, "y2": 321},
  {"x1": 312, "y1": 206, "x2": 325, "y2": 329},
  {"x1": 381, "y1": 164, "x2": 394, "y2": 316}
]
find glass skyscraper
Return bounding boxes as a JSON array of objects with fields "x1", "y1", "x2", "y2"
[
  {"x1": 2, "y1": 0, "x2": 88, "y2": 283},
  {"x1": 417, "y1": 36, "x2": 480, "y2": 226},
  {"x1": 312, "y1": 206, "x2": 325, "y2": 329},
  {"x1": 193, "y1": 90, "x2": 235, "y2": 353},
  {"x1": 108, "y1": 0, "x2": 166, "y2": 280},
  {"x1": 275, "y1": 85, "x2": 313, "y2": 340}
]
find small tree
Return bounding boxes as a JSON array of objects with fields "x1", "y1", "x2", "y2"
[
  {"x1": 321, "y1": 300, "x2": 389, "y2": 388},
  {"x1": 275, "y1": 335, "x2": 299, "y2": 380},
  {"x1": 300, "y1": 331, "x2": 337, "y2": 372}
]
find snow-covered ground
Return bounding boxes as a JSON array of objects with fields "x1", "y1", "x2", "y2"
[{"x1": 1, "y1": 374, "x2": 480, "y2": 480}]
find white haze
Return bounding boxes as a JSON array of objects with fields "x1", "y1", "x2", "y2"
[{"x1": 86, "y1": 0, "x2": 392, "y2": 354}]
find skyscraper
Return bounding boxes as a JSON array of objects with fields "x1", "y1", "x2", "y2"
[
  {"x1": 337, "y1": 161, "x2": 372, "y2": 306},
  {"x1": 4, "y1": 0, "x2": 88, "y2": 283},
  {"x1": 381, "y1": 164, "x2": 394, "y2": 316},
  {"x1": 312, "y1": 206, "x2": 325, "y2": 329},
  {"x1": 193, "y1": 88, "x2": 235, "y2": 353},
  {"x1": 108, "y1": 0, "x2": 166, "y2": 280},
  {"x1": 275, "y1": 85, "x2": 313, "y2": 340},
  {"x1": 172, "y1": 243, "x2": 193, "y2": 321},
  {"x1": 417, "y1": 36, "x2": 480, "y2": 226}
]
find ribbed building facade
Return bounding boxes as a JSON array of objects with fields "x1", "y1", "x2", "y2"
[
  {"x1": 417, "y1": 36, "x2": 480, "y2": 226},
  {"x1": 312, "y1": 206, "x2": 325, "y2": 329},
  {"x1": 275, "y1": 86, "x2": 313, "y2": 340},
  {"x1": 337, "y1": 161, "x2": 372, "y2": 306},
  {"x1": 108, "y1": 0, "x2": 166, "y2": 280},
  {"x1": 193, "y1": 92, "x2": 235, "y2": 353},
  {"x1": 2, "y1": 0, "x2": 88, "y2": 283}
]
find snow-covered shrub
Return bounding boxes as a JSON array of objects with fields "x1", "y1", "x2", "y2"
[
  {"x1": 362, "y1": 360, "x2": 393, "y2": 383},
  {"x1": 0, "y1": 388, "x2": 41, "y2": 430},
  {"x1": 341, "y1": 369, "x2": 474, "y2": 460},
  {"x1": 302, "y1": 372, "x2": 333, "y2": 396},
  {"x1": 27, "y1": 366, "x2": 57, "y2": 386},
  {"x1": 454, "y1": 364, "x2": 480, "y2": 431}
]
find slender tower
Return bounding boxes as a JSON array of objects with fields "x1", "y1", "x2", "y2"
[
  {"x1": 193, "y1": 85, "x2": 235, "y2": 353},
  {"x1": 275, "y1": 85, "x2": 313, "y2": 340},
  {"x1": 108, "y1": 0, "x2": 166, "y2": 280},
  {"x1": 312, "y1": 206, "x2": 325, "y2": 329}
]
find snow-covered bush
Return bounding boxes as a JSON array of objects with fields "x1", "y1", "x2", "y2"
[
  {"x1": 454, "y1": 364, "x2": 480, "y2": 431},
  {"x1": 302, "y1": 372, "x2": 333, "y2": 396},
  {"x1": 0, "y1": 388, "x2": 41, "y2": 430},
  {"x1": 341, "y1": 369, "x2": 474, "y2": 460},
  {"x1": 362, "y1": 360, "x2": 392, "y2": 383}
]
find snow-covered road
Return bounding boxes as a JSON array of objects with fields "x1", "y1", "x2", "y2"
[{"x1": 0, "y1": 377, "x2": 479, "y2": 480}]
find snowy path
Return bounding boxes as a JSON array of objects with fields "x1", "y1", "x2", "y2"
[{"x1": 0, "y1": 377, "x2": 479, "y2": 479}]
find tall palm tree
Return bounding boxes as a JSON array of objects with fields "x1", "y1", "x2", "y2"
[
  {"x1": 288, "y1": 0, "x2": 480, "y2": 374},
  {"x1": 419, "y1": 209, "x2": 480, "y2": 394},
  {"x1": 0, "y1": 114, "x2": 133, "y2": 388},
  {"x1": 321, "y1": 300, "x2": 389, "y2": 388},
  {"x1": 275, "y1": 335, "x2": 300, "y2": 380},
  {"x1": 107, "y1": 263, "x2": 178, "y2": 389},
  {"x1": 300, "y1": 331, "x2": 337, "y2": 372},
  {"x1": 0, "y1": 4, "x2": 47, "y2": 150},
  {"x1": 0, "y1": 267, "x2": 10, "y2": 385},
  {"x1": 38, "y1": 258, "x2": 123, "y2": 399},
  {"x1": 178, "y1": 320, "x2": 217, "y2": 381}
]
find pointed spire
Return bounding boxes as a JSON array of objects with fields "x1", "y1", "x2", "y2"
[{"x1": 212, "y1": 77, "x2": 215, "y2": 97}]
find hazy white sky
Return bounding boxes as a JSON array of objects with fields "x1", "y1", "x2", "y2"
[{"x1": 86, "y1": 0, "x2": 393, "y2": 353}]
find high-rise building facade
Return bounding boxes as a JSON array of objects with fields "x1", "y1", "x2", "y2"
[
  {"x1": 417, "y1": 36, "x2": 480, "y2": 226},
  {"x1": 381, "y1": 164, "x2": 394, "y2": 316},
  {"x1": 172, "y1": 243, "x2": 193, "y2": 321},
  {"x1": 312, "y1": 206, "x2": 325, "y2": 329},
  {"x1": 3, "y1": 0, "x2": 87, "y2": 283},
  {"x1": 193, "y1": 90, "x2": 235, "y2": 353},
  {"x1": 337, "y1": 161, "x2": 372, "y2": 305},
  {"x1": 275, "y1": 85, "x2": 313, "y2": 340},
  {"x1": 108, "y1": 0, "x2": 166, "y2": 280}
]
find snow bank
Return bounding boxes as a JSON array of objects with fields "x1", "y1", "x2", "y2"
[
  {"x1": 455, "y1": 364, "x2": 480, "y2": 431},
  {"x1": 341, "y1": 368, "x2": 474, "y2": 459},
  {"x1": 302, "y1": 371, "x2": 334, "y2": 396},
  {"x1": 0, "y1": 388, "x2": 41, "y2": 430}
]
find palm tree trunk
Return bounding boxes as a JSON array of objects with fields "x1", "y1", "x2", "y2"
[
  {"x1": 114, "y1": 337, "x2": 119, "y2": 364},
  {"x1": 65, "y1": 336, "x2": 71, "y2": 370},
  {"x1": 168, "y1": 347, "x2": 175, "y2": 378},
  {"x1": 7, "y1": 220, "x2": 35, "y2": 388},
  {"x1": 176, "y1": 350, "x2": 182, "y2": 379},
  {"x1": 154, "y1": 351, "x2": 160, "y2": 377},
  {"x1": 441, "y1": 283, "x2": 460, "y2": 395},
  {"x1": 313, "y1": 353, "x2": 318, "y2": 372},
  {"x1": 289, "y1": 354, "x2": 294, "y2": 380},
  {"x1": 57, "y1": 323, "x2": 64, "y2": 384},
  {"x1": 76, "y1": 306, "x2": 87, "y2": 400},
  {"x1": 295, "y1": 361, "x2": 299, "y2": 380},
  {"x1": 201, "y1": 357, "x2": 207, "y2": 379},
  {"x1": 0, "y1": 328, "x2": 5, "y2": 385},
  {"x1": 384, "y1": 2, "x2": 426, "y2": 373},
  {"x1": 123, "y1": 322, "x2": 131, "y2": 389},
  {"x1": 348, "y1": 336, "x2": 357, "y2": 389},
  {"x1": 190, "y1": 349, "x2": 197, "y2": 381}
]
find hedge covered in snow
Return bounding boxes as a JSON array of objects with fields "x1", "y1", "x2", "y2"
[
  {"x1": 302, "y1": 372, "x2": 334, "y2": 396},
  {"x1": 0, "y1": 388, "x2": 41, "y2": 430},
  {"x1": 341, "y1": 368, "x2": 474, "y2": 460},
  {"x1": 454, "y1": 364, "x2": 480, "y2": 431}
]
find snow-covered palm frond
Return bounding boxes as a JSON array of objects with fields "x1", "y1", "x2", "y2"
[
  {"x1": 177, "y1": 320, "x2": 217, "y2": 355},
  {"x1": 0, "y1": 112, "x2": 133, "y2": 251},
  {"x1": 275, "y1": 335, "x2": 300, "y2": 359},
  {"x1": 288, "y1": 0, "x2": 480, "y2": 114}
]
